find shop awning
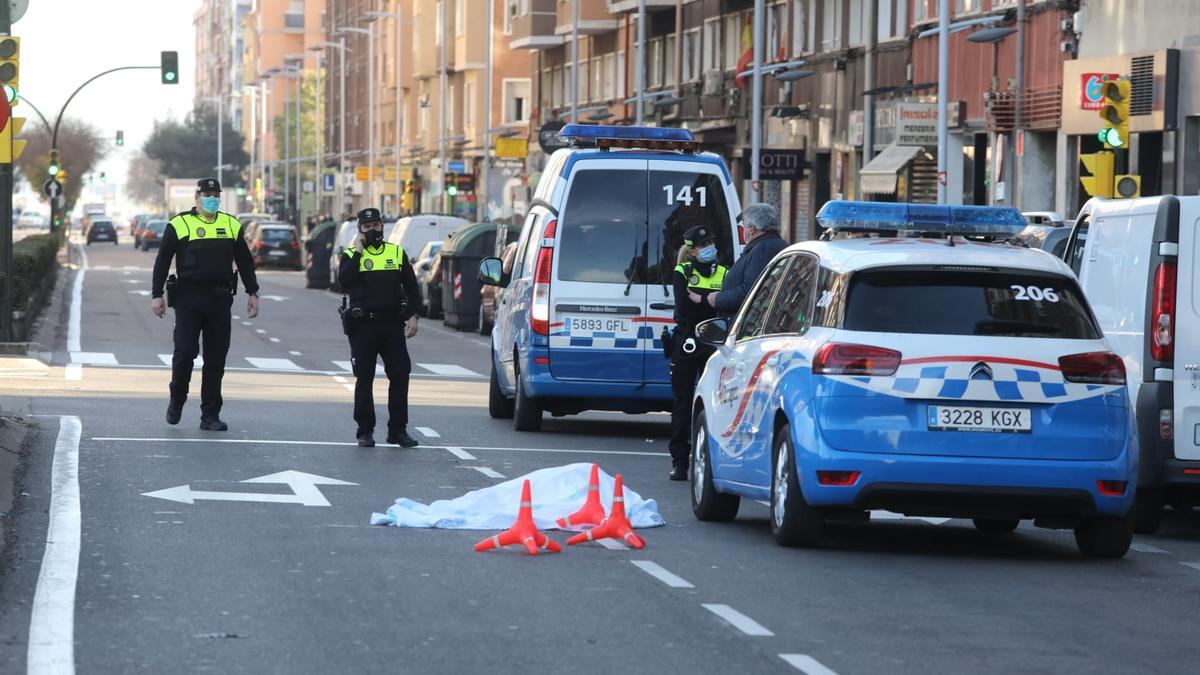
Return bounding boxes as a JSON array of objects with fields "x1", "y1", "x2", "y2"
[{"x1": 860, "y1": 144, "x2": 925, "y2": 194}]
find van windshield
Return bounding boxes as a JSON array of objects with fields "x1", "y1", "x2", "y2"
[
  {"x1": 557, "y1": 169, "x2": 647, "y2": 283},
  {"x1": 647, "y1": 169, "x2": 734, "y2": 285}
]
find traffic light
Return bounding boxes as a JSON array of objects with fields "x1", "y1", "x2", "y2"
[
  {"x1": 160, "y1": 51, "x2": 179, "y2": 85},
  {"x1": 1079, "y1": 151, "x2": 1114, "y2": 199},
  {"x1": 47, "y1": 159, "x2": 60, "y2": 177},
  {"x1": 115, "y1": 130, "x2": 124, "y2": 146},
  {"x1": 1098, "y1": 79, "x2": 1130, "y2": 150},
  {"x1": 0, "y1": 117, "x2": 26, "y2": 163},
  {"x1": 1114, "y1": 174, "x2": 1141, "y2": 199},
  {"x1": 446, "y1": 172, "x2": 458, "y2": 197},
  {"x1": 0, "y1": 37, "x2": 19, "y2": 106}
]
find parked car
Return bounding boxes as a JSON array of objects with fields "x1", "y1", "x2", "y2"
[
  {"x1": 478, "y1": 124, "x2": 743, "y2": 431},
  {"x1": 304, "y1": 221, "x2": 337, "y2": 289},
  {"x1": 139, "y1": 220, "x2": 169, "y2": 250},
  {"x1": 1017, "y1": 211, "x2": 1073, "y2": 257},
  {"x1": 479, "y1": 242, "x2": 518, "y2": 336},
  {"x1": 386, "y1": 214, "x2": 468, "y2": 263},
  {"x1": 85, "y1": 219, "x2": 118, "y2": 245},
  {"x1": 250, "y1": 223, "x2": 303, "y2": 270},
  {"x1": 329, "y1": 218, "x2": 397, "y2": 292},
  {"x1": 17, "y1": 211, "x2": 47, "y2": 229},
  {"x1": 689, "y1": 201, "x2": 1137, "y2": 558},
  {"x1": 1063, "y1": 195, "x2": 1200, "y2": 534}
]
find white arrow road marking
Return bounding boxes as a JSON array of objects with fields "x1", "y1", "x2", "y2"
[
  {"x1": 260, "y1": 295, "x2": 289, "y2": 302},
  {"x1": 142, "y1": 470, "x2": 357, "y2": 507}
]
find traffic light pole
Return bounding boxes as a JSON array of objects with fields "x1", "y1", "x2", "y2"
[{"x1": 1, "y1": 3, "x2": 12, "y2": 342}]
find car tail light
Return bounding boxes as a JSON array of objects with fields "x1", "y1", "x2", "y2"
[
  {"x1": 531, "y1": 219, "x2": 556, "y2": 336},
  {"x1": 291, "y1": 238, "x2": 301, "y2": 251},
  {"x1": 1184, "y1": 468, "x2": 1200, "y2": 476},
  {"x1": 534, "y1": 356, "x2": 550, "y2": 365},
  {"x1": 817, "y1": 470, "x2": 860, "y2": 486},
  {"x1": 1058, "y1": 351, "x2": 1125, "y2": 385},
  {"x1": 1097, "y1": 480, "x2": 1127, "y2": 497},
  {"x1": 1160, "y1": 409, "x2": 1173, "y2": 440},
  {"x1": 736, "y1": 224, "x2": 746, "y2": 244},
  {"x1": 1150, "y1": 261, "x2": 1176, "y2": 362},
  {"x1": 813, "y1": 343, "x2": 901, "y2": 376}
]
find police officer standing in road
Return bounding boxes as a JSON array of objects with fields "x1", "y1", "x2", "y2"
[
  {"x1": 668, "y1": 225, "x2": 727, "y2": 481},
  {"x1": 339, "y1": 208, "x2": 422, "y2": 448},
  {"x1": 152, "y1": 178, "x2": 260, "y2": 431}
]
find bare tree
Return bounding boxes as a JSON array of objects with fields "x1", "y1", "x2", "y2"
[
  {"x1": 125, "y1": 153, "x2": 164, "y2": 207},
  {"x1": 15, "y1": 118, "x2": 109, "y2": 215}
]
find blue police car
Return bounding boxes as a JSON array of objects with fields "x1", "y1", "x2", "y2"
[
  {"x1": 689, "y1": 201, "x2": 1139, "y2": 558},
  {"x1": 478, "y1": 125, "x2": 743, "y2": 431}
]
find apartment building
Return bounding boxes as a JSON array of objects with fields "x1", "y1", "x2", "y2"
[{"x1": 194, "y1": 1, "x2": 254, "y2": 137}]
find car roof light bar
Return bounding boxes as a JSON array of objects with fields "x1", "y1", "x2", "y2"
[{"x1": 815, "y1": 200, "x2": 1027, "y2": 236}]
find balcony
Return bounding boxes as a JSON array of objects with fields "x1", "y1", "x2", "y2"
[
  {"x1": 606, "y1": 0, "x2": 675, "y2": 13},
  {"x1": 509, "y1": 1, "x2": 563, "y2": 50},
  {"x1": 556, "y1": 0, "x2": 618, "y2": 36},
  {"x1": 986, "y1": 84, "x2": 1063, "y2": 132}
]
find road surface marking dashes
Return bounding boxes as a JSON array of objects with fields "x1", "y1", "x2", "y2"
[
  {"x1": 332, "y1": 360, "x2": 385, "y2": 375},
  {"x1": 597, "y1": 539, "x2": 629, "y2": 550},
  {"x1": 70, "y1": 352, "x2": 116, "y2": 365},
  {"x1": 289, "y1": 350, "x2": 302, "y2": 356},
  {"x1": 779, "y1": 654, "x2": 838, "y2": 675},
  {"x1": 269, "y1": 337, "x2": 281, "y2": 343},
  {"x1": 415, "y1": 427, "x2": 440, "y2": 438},
  {"x1": 443, "y1": 447, "x2": 476, "y2": 460},
  {"x1": 702, "y1": 604, "x2": 773, "y2": 636},
  {"x1": 157, "y1": 354, "x2": 204, "y2": 367},
  {"x1": 631, "y1": 561, "x2": 694, "y2": 588},
  {"x1": 255, "y1": 329, "x2": 266, "y2": 334},
  {"x1": 416, "y1": 363, "x2": 483, "y2": 378},
  {"x1": 1181, "y1": 562, "x2": 1200, "y2": 572},
  {"x1": 469, "y1": 467, "x2": 505, "y2": 479},
  {"x1": 332, "y1": 375, "x2": 348, "y2": 384},
  {"x1": 244, "y1": 357, "x2": 302, "y2": 371}
]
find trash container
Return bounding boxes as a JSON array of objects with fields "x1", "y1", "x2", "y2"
[{"x1": 440, "y1": 221, "x2": 499, "y2": 331}]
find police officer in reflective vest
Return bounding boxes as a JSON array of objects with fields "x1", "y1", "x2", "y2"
[
  {"x1": 338, "y1": 208, "x2": 422, "y2": 448},
  {"x1": 151, "y1": 178, "x2": 260, "y2": 430},
  {"x1": 668, "y1": 225, "x2": 727, "y2": 480}
]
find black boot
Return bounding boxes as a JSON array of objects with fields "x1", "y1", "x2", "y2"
[
  {"x1": 199, "y1": 417, "x2": 228, "y2": 431},
  {"x1": 386, "y1": 430, "x2": 419, "y2": 448},
  {"x1": 669, "y1": 458, "x2": 688, "y2": 481},
  {"x1": 357, "y1": 432, "x2": 376, "y2": 448},
  {"x1": 165, "y1": 401, "x2": 183, "y2": 425}
]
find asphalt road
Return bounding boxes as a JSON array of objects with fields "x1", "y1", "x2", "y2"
[{"x1": 1, "y1": 240, "x2": 1199, "y2": 674}]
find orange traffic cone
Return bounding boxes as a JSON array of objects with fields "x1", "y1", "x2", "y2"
[
  {"x1": 556, "y1": 464, "x2": 606, "y2": 530},
  {"x1": 566, "y1": 474, "x2": 646, "y2": 550},
  {"x1": 474, "y1": 479, "x2": 562, "y2": 556}
]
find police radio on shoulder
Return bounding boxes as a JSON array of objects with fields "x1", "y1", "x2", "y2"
[{"x1": 816, "y1": 201, "x2": 1026, "y2": 241}]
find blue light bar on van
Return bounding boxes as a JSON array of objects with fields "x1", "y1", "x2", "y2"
[
  {"x1": 559, "y1": 124, "x2": 698, "y2": 151},
  {"x1": 815, "y1": 201, "x2": 1026, "y2": 236}
]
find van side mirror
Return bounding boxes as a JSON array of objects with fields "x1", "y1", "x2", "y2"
[
  {"x1": 478, "y1": 257, "x2": 509, "y2": 287},
  {"x1": 695, "y1": 318, "x2": 730, "y2": 347}
]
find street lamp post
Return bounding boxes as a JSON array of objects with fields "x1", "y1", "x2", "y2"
[
  {"x1": 365, "y1": 9, "x2": 408, "y2": 215},
  {"x1": 200, "y1": 94, "x2": 225, "y2": 187},
  {"x1": 749, "y1": 0, "x2": 763, "y2": 205},
  {"x1": 439, "y1": 0, "x2": 448, "y2": 213},
  {"x1": 937, "y1": 0, "x2": 949, "y2": 205},
  {"x1": 337, "y1": 25, "x2": 376, "y2": 208},
  {"x1": 635, "y1": 0, "x2": 645, "y2": 125},
  {"x1": 312, "y1": 40, "x2": 350, "y2": 217}
]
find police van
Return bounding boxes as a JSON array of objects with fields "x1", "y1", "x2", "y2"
[
  {"x1": 478, "y1": 125, "x2": 744, "y2": 431},
  {"x1": 690, "y1": 202, "x2": 1138, "y2": 557},
  {"x1": 1063, "y1": 195, "x2": 1200, "y2": 533}
]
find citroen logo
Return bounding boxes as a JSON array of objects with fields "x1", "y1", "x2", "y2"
[{"x1": 969, "y1": 361, "x2": 993, "y2": 381}]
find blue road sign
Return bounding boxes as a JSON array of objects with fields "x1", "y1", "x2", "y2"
[
  {"x1": 322, "y1": 173, "x2": 336, "y2": 192},
  {"x1": 447, "y1": 160, "x2": 466, "y2": 173}
]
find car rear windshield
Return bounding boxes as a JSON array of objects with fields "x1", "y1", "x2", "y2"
[
  {"x1": 92, "y1": 222, "x2": 113, "y2": 230},
  {"x1": 841, "y1": 267, "x2": 1101, "y2": 339},
  {"x1": 147, "y1": 221, "x2": 167, "y2": 232},
  {"x1": 262, "y1": 228, "x2": 296, "y2": 242},
  {"x1": 557, "y1": 169, "x2": 646, "y2": 284}
]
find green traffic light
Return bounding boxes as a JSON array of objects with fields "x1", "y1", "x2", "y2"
[
  {"x1": 48, "y1": 163, "x2": 59, "y2": 176},
  {"x1": 1099, "y1": 127, "x2": 1125, "y2": 148},
  {"x1": 446, "y1": 186, "x2": 457, "y2": 196}
]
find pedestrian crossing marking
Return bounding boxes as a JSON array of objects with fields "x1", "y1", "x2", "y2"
[
  {"x1": 416, "y1": 363, "x2": 483, "y2": 378},
  {"x1": 158, "y1": 354, "x2": 204, "y2": 368},
  {"x1": 331, "y1": 360, "x2": 385, "y2": 376},
  {"x1": 244, "y1": 357, "x2": 302, "y2": 371},
  {"x1": 70, "y1": 352, "x2": 117, "y2": 365}
]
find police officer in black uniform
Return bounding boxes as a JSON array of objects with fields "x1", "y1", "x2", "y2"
[
  {"x1": 151, "y1": 178, "x2": 260, "y2": 430},
  {"x1": 668, "y1": 224, "x2": 727, "y2": 480},
  {"x1": 338, "y1": 208, "x2": 422, "y2": 448}
]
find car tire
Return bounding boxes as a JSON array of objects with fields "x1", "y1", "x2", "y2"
[
  {"x1": 488, "y1": 360, "x2": 515, "y2": 420},
  {"x1": 690, "y1": 409, "x2": 740, "y2": 522},
  {"x1": 512, "y1": 366, "x2": 542, "y2": 432},
  {"x1": 770, "y1": 424, "x2": 824, "y2": 547},
  {"x1": 1133, "y1": 487, "x2": 1165, "y2": 535},
  {"x1": 972, "y1": 518, "x2": 1020, "y2": 534},
  {"x1": 1074, "y1": 511, "x2": 1134, "y2": 558}
]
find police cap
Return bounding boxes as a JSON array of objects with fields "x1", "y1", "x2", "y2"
[
  {"x1": 356, "y1": 207, "x2": 383, "y2": 225},
  {"x1": 196, "y1": 177, "x2": 222, "y2": 194},
  {"x1": 682, "y1": 225, "x2": 715, "y2": 247}
]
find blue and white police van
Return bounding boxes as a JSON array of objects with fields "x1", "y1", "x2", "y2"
[
  {"x1": 688, "y1": 201, "x2": 1139, "y2": 558},
  {"x1": 478, "y1": 125, "x2": 743, "y2": 431}
]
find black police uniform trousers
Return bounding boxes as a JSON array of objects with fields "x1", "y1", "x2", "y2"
[
  {"x1": 669, "y1": 352, "x2": 708, "y2": 462},
  {"x1": 170, "y1": 287, "x2": 233, "y2": 419},
  {"x1": 348, "y1": 312, "x2": 411, "y2": 436}
]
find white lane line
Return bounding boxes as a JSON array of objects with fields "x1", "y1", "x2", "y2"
[
  {"x1": 342, "y1": 384, "x2": 355, "y2": 393},
  {"x1": 64, "y1": 365, "x2": 82, "y2": 381},
  {"x1": 779, "y1": 654, "x2": 839, "y2": 675},
  {"x1": 1181, "y1": 562, "x2": 1200, "y2": 572},
  {"x1": 332, "y1": 375, "x2": 349, "y2": 384},
  {"x1": 597, "y1": 539, "x2": 629, "y2": 550},
  {"x1": 415, "y1": 427, "x2": 440, "y2": 438},
  {"x1": 245, "y1": 357, "x2": 302, "y2": 371},
  {"x1": 289, "y1": 350, "x2": 302, "y2": 356},
  {"x1": 157, "y1": 354, "x2": 204, "y2": 367},
  {"x1": 444, "y1": 447, "x2": 476, "y2": 460},
  {"x1": 27, "y1": 416, "x2": 82, "y2": 675},
  {"x1": 1131, "y1": 543, "x2": 1170, "y2": 554},
  {"x1": 122, "y1": 279, "x2": 140, "y2": 285},
  {"x1": 332, "y1": 360, "x2": 385, "y2": 375},
  {"x1": 87, "y1": 437, "x2": 665, "y2": 457},
  {"x1": 470, "y1": 467, "x2": 505, "y2": 479},
  {"x1": 67, "y1": 246, "x2": 87, "y2": 353},
  {"x1": 702, "y1": 604, "x2": 774, "y2": 637},
  {"x1": 231, "y1": 315, "x2": 240, "y2": 320},
  {"x1": 269, "y1": 338, "x2": 281, "y2": 343},
  {"x1": 255, "y1": 329, "x2": 266, "y2": 334},
  {"x1": 128, "y1": 290, "x2": 151, "y2": 297},
  {"x1": 242, "y1": 321, "x2": 252, "y2": 326},
  {"x1": 69, "y1": 352, "x2": 117, "y2": 365},
  {"x1": 631, "y1": 560, "x2": 694, "y2": 588},
  {"x1": 416, "y1": 363, "x2": 483, "y2": 378}
]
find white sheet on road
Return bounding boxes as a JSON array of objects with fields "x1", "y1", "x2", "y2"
[{"x1": 370, "y1": 463, "x2": 666, "y2": 530}]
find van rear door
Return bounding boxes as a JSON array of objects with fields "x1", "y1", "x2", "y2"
[
  {"x1": 644, "y1": 160, "x2": 740, "y2": 385},
  {"x1": 1171, "y1": 199, "x2": 1200, "y2": 459},
  {"x1": 548, "y1": 159, "x2": 649, "y2": 383}
]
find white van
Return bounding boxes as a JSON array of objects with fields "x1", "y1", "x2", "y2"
[
  {"x1": 387, "y1": 214, "x2": 469, "y2": 261},
  {"x1": 1063, "y1": 195, "x2": 1200, "y2": 532}
]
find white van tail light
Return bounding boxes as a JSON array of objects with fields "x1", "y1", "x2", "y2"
[
  {"x1": 1159, "y1": 408, "x2": 1174, "y2": 440},
  {"x1": 813, "y1": 343, "x2": 901, "y2": 377},
  {"x1": 531, "y1": 219, "x2": 557, "y2": 336},
  {"x1": 1058, "y1": 352, "x2": 1126, "y2": 385},
  {"x1": 1150, "y1": 261, "x2": 1177, "y2": 362}
]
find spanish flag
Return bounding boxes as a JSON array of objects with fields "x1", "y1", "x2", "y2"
[{"x1": 735, "y1": 15, "x2": 754, "y2": 87}]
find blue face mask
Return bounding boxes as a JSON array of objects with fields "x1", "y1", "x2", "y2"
[
  {"x1": 200, "y1": 196, "x2": 221, "y2": 213},
  {"x1": 697, "y1": 246, "x2": 718, "y2": 263}
]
